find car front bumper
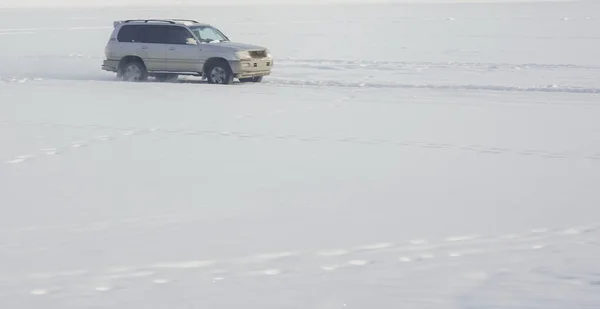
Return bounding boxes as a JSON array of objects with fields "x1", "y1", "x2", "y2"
[{"x1": 229, "y1": 58, "x2": 273, "y2": 78}]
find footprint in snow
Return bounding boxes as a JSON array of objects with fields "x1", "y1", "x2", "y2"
[
  {"x1": 356, "y1": 242, "x2": 394, "y2": 251},
  {"x1": 347, "y1": 260, "x2": 370, "y2": 266},
  {"x1": 247, "y1": 269, "x2": 283, "y2": 276},
  {"x1": 321, "y1": 265, "x2": 342, "y2": 271},
  {"x1": 563, "y1": 229, "x2": 581, "y2": 235},
  {"x1": 6, "y1": 155, "x2": 35, "y2": 164},
  {"x1": 30, "y1": 287, "x2": 62, "y2": 295},
  {"x1": 150, "y1": 260, "x2": 215, "y2": 269},
  {"x1": 248, "y1": 251, "x2": 299, "y2": 262},
  {"x1": 30, "y1": 289, "x2": 49, "y2": 295},
  {"x1": 96, "y1": 135, "x2": 112, "y2": 141},
  {"x1": 317, "y1": 249, "x2": 349, "y2": 257},
  {"x1": 531, "y1": 228, "x2": 549, "y2": 233},
  {"x1": 417, "y1": 254, "x2": 435, "y2": 261},
  {"x1": 587, "y1": 154, "x2": 600, "y2": 160},
  {"x1": 41, "y1": 148, "x2": 58, "y2": 155},
  {"x1": 444, "y1": 235, "x2": 480, "y2": 242},
  {"x1": 263, "y1": 269, "x2": 282, "y2": 275}
]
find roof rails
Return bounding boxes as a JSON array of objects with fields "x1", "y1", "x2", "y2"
[
  {"x1": 169, "y1": 19, "x2": 199, "y2": 24},
  {"x1": 123, "y1": 19, "x2": 176, "y2": 24},
  {"x1": 113, "y1": 19, "x2": 201, "y2": 28}
]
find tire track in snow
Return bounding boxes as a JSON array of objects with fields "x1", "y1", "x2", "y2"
[
  {"x1": 6, "y1": 55, "x2": 598, "y2": 71},
  {"x1": 113, "y1": 128, "x2": 600, "y2": 162},
  {"x1": 3, "y1": 222, "x2": 598, "y2": 297},
  {"x1": 3, "y1": 132, "x2": 133, "y2": 165},
  {"x1": 3, "y1": 55, "x2": 600, "y2": 95},
  {"x1": 279, "y1": 58, "x2": 600, "y2": 71},
  {"x1": 1, "y1": 125, "x2": 166, "y2": 165},
  {"x1": 0, "y1": 76, "x2": 43, "y2": 83},
  {"x1": 264, "y1": 78, "x2": 600, "y2": 94},
  {"x1": 3, "y1": 121, "x2": 599, "y2": 165}
]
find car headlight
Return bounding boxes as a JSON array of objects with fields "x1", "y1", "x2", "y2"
[{"x1": 235, "y1": 51, "x2": 251, "y2": 60}]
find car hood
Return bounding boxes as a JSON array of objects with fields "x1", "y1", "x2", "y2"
[{"x1": 210, "y1": 41, "x2": 267, "y2": 51}]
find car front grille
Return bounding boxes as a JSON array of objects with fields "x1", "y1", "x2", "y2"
[{"x1": 249, "y1": 50, "x2": 267, "y2": 58}]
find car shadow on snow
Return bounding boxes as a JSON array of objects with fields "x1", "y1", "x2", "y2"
[
  {"x1": 159, "y1": 76, "x2": 257, "y2": 86},
  {"x1": 0, "y1": 73, "x2": 257, "y2": 86}
]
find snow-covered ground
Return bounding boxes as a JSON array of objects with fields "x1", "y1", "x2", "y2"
[{"x1": 1, "y1": 1, "x2": 600, "y2": 308}]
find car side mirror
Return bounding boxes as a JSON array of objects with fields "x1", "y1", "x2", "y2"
[{"x1": 186, "y1": 38, "x2": 198, "y2": 45}]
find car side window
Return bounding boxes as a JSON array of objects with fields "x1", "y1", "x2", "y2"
[
  {"x1": 117, "y1": 25, "x2": 140, "y2": 42},
  {"x1": 117, "y1": 25, "x2": 166, "y2": 44},
  {"x1": 139, "y1": 25, "x2": 168, "y2": 44},
  {"x1": 165, "y1": 26, "x2": 196, "y2": 45}
]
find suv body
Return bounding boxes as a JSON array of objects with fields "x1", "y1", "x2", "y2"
[{"x1": 101, "y1": 19, "x2": 273, "y2": 84}]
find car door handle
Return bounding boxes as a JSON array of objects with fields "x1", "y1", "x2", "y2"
[
  {"x1": 141, "y1": 46, "x2": 148, "y2": 50},
  {"x1": 169, "y1": 47, "x2": 176, "y2": 51}
]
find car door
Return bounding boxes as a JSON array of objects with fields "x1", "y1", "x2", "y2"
[
  {"x1": 163, "y1": 26, "x2": 203, "y2": 73},
  {"x1": 136, "y1": 25, "x2": 168, "y2": 72},
  {"x1": 116, "y1": 25, "x2": 161, "y2": 71}
]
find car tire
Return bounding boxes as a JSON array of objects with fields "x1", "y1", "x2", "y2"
[
  {"x1": 121, "y1": 60, "x2": 148, "y2": 82},
  {"x1": 239, "y1": 76, "x2": 263, "y2": 83},
  {"x1": 206, "y1": 61, "x2": 233, "y2": 85},
  {"x1": 154, "y1": 73, "x2": 179, "y2": 82}
]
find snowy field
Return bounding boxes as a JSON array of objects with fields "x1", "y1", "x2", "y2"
[{"x1": 1, "y1": 1, "x2": 600, "y2": 308}]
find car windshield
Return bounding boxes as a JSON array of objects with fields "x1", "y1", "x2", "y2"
[{"x1": 189, "y1": 25, "x2": 229, "y2": 43}]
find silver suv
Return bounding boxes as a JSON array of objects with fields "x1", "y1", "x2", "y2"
[{"x1": 101, "y1": 19, "x2": 273, "y2": 84}]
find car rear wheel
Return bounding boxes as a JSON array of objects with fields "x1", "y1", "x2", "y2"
[
  {"x1": 121, "y1": 60, "x2": 148, "y2": 82},
  {"x1": 239, "y1": 76, "x2": 263, "y2": 83}
]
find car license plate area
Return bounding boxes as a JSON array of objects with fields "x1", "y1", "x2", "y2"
[
  {"x1": 253, "y1": 62, "x2": 270, "y2": 67},
  {"x1": 243, "y1": 60, "x2": 271, "y2": 69}
]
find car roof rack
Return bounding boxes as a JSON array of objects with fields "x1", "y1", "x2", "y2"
[
  {"x1": 113, "y1": 19, "x2": 203, "y2": 28},
  {"x1": 169, "y1": 19, "x2": 200, "y2": 24},
  {"x1": 122, "y1": 19, "x2": 177, "y2": 24}
]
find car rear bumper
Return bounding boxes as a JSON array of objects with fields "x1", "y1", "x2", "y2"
[
  {"x1": 102, "y1": 59, "x2": 119, "y2": 73},
  {"x1": 229, "y1": 58, "x2": 273, "y2": 78}
]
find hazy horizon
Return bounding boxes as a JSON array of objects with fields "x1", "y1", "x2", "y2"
[{"x1": 0, "y1": 0, "x2": 580, "y2": 9}]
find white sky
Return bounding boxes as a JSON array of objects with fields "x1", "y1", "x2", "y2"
[{"x1": 0, "y1": 0, "x2": 574, "y2": 9}]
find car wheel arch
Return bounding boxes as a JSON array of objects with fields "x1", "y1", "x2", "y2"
[
  {"x1": 118, "y1": 56, "x2": 147, "y2": 76},
  {"x1": 202, "y1": 57, "x2": 232, "y2": 76}
]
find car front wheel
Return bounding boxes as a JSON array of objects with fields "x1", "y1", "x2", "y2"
[{"x1": 206, "y1": 62, "x2": 233, "y2": 85}]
